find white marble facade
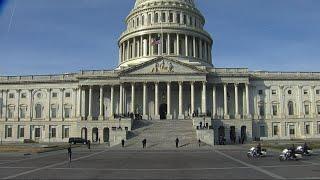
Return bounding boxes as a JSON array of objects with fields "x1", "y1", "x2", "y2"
[{"x1": 1, "y1": 0, "x2": 320, "y2": 143}]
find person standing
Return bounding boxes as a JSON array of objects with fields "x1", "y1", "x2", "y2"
[
  {"x1": 67, "y1": 145, "x2": 72, "y2": 163},
  {"x1": 121, "y1": 139, "x2": 125, "y2": 148},
  {"x1": 175, "y1": 138, "x2": 179, "y2": 148},
  {"x1": 88, "y1": 140, "x2": 91, "y2": 149},
  {"x1": 142, "y1": 139, "x2": 147, "y2": 149},
  {"x1": 198, "y1": 139, "x2": 201, "y2": 147}
]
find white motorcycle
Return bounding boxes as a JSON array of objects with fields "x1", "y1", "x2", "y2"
[
  {"x1": 279, "y1": 149, "x2": 302, "y2": 161},
  {"x1": 247, "y1": 147, "x2": 267, "y2": 158},
  {"x1": 296, "y1": 146, "x2": 313, "y2": 156}
]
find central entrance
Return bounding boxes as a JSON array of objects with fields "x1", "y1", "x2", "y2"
[{"x1": 159, "y1": 103, "x2": 167, "y2": 120}]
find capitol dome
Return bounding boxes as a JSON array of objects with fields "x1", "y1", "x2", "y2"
[{"x1": 118, "y1": 0, "x2": 213, "y2": 68}]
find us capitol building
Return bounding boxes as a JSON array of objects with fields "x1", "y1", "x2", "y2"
[{"x1": 1, "y1": 0, "x2": 320, "y2": 144}]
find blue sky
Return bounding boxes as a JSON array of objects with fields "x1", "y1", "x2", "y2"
[{"x1": 0, "y1": 0, "x2": 320, "y2": 76}]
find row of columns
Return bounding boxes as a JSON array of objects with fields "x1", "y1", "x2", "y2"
[
  {"x1": 0, "y1": 88, "x2": 79, "y2": 120},
  {"x1": 119, "y1": 33, "x2": 212, "y2": 64},
  {"x1": 83, "y1": 82, "x2": 250, "y2": 120}
]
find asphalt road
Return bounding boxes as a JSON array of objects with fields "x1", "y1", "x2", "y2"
[{"x1": 0, "y1": 146, "x2": 320, "y2": 179}]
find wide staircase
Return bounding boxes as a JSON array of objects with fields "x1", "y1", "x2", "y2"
[{"x1": 111, "y1": 120, "x2": 212, "y2": 150}]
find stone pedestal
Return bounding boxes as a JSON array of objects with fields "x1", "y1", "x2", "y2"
[
  {"x1": 224, "y1": 115, "x2": 230, "y2": 120},
  {"x1": 235, "y1": 114, "x2": 241, "y2": 119},
  {"x1": 178, "y1": 115, "x2": 185, "y2": 120},
  {"x1": 98, "y1": 116, "x2": 104, "y2": 121},
  {"x1": 142, "y1": 115, "x2": 149, "y2": 120},
  {"x1": 166, "y1": 114, "x2": 173, "y2": 120}
]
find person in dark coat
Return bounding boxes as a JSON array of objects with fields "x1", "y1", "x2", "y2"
[
  {"x1": 198, "y1": 139, "x2": 201, "y2": 147},
  {"x1": 88, "y1": 140, "x2": 91, "y2": 149},
  {"x1": 121, "y1": 139, "x2": 125, "y2": 148},
  {"x1": 67, "y1": 145, "x2": 72, "y2": 163},
  {"x1": 175, "y1": 138, "x2": 179, "y2": 148},
  {"x1": 142, "y1": 139, "x2": 147, "y2": 148}
]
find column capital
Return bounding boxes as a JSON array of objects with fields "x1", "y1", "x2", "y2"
[
  {"x1": 16, "y1": 89, "x2": 21, "y2": 93},
  {"x1": 131, "y1": 82, "x2": 135, "y2": 86},
  {"x1": 190, "y1": 81, "x2": 195, "y2": 85},
  {"x1": 279, "y1": 85, "x2": 284, "y2": 89},
  {"x1": 60, "y1": 88, "x2": 65, "y2": 92},
  {"x1": 311, "y1": 85, "x2": 316, "y2": 89},
  {"x1": 298, "y1": 85, "x2": 303, "y2": 89},
  {"x1": 178, "y1": 81, "x2": 183, "y2": 85},
  {"x1": 46, "y1": 88, "x2": 52, "y2": 92},
  {"x1": 234, "y1": 83, "x2": 239, "y2": 87},
  {"x1": 72, "y1": 88, "x2": 78, "y2": 91},
  {"x1": 202, "y1": 81, "x2": 207, "y2": 85},
  {"x1": 154, "y1": 81, "x2": 160, "y2": 85}
]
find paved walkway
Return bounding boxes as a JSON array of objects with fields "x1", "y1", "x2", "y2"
[{"x1": 0, "y1": 145, "x2": 320, "y2": 179}]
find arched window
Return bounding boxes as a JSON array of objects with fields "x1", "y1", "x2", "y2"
[
  {"x1": 288, "y1": 101, "x2": 294, "y2": 115},
  {"x1": 35, "y1": 104, "x2": 43, "y2": 119},
  {"x1": 154, "y1": 13, "x2": 159, "y2": 23}
]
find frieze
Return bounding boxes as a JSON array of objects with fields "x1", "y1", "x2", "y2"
[{"x1": 151, "y1": 60, "x2": 174, "y2": 73}]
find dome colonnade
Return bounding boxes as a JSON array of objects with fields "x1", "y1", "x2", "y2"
[{"x1": 118, "y1": 0, "x2": 213, "y2": 68}]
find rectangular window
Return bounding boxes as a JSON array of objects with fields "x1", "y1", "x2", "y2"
[
  {"x1": 21, "y1": 93, "x2": 27, "y2": 99},
  {"x1": 305, "y1": 105, "x2": 310, "y2": 115},
  {"x1": 305, "y1": 124, "x2": 310, "y2": 135},
  {"x1": 35, "y1": 128, "x2": 41, "y2": 138},
  {"x1": 64, "y1": 107, "x2": 71, "y2": 118},
  {"x1": 52, "y1": 93, "x2": 58, "y2": 98},
  {"x1": 19, "y1": 126, "x2": 24, "y2": 138},
  {"x1": 9, "y1": 93, "x2": 14, "y2": 99},
  {"x1": 259, "y1": 105, "x2": 265, "y2": 116},
  {"x1": 316, "y1": 90, "x2": 320, "y2": 95},
  {"x1": 259, "y1": 126, "x2": 266, "y2": 137},
  {"x1": 304, "y1": 90, "x2": 309, "y2": 95},
  {"x1": 8, "y1": 108, "x2": 14, "y2": 119},
  {"x1": 6, "y1": 126, "x2": 12, "y2": 138},
  {"x1": 258, "y1": 90, "x2": 263, "y2": 95},
  {"x1": 20, "y1": 107, "x2": 26, "y2": 119},
  {"x1": 63, "y1": 126, "x2": 70, "y2": 139},
  {"x1": 189, "y1": 17, "x2": 193, "y2": 26},
  {"x1": 272, "y1": 105, "x2": 278, "y2": 116},
  {"x1": 50, "y1": 126, "x2": 56, "y2": 138},
  {"x1": 272, "y1": 90, "x2": 277, "y2": 95},
  {"x1": 183, "y1": 15, "x2": 187, "y2": 24},
  {"x1": 273, "y1": 125, "x2": 279, "y2": 136},
  {"x1": 161, "y1": 13, "x2": 166, "y2": 22},
  {"x1": 176, "y1": 13, "x2": 180, "y2": 23},
  {"x1": 289, "y1": 125, "x2": 295, "y2": 135},
  {"x1": 318, "y1": 122, "x2": 320, "y2": 134},
  {"x1": 317, "y1": 105, "x2": 320, "y2": 115},
  {"x1": 51, "y1": 107, "x2": 57, "y2": 118},
  {"x1": 169, "y1": 12, "x2": 173, "y2": 22},
  {"x1": 148, "y1": 14, "x2": 151, "y2": 25},
  {"x1": 65, "y1": 92, "x2": 71, "y2": 98}
]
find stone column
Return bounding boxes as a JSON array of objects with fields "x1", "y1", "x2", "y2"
[
  {"x1": 60, "y1": 88, "x2": 64, "y2": 121},
  {"x1": 81, "y1": 88, "x2": 86, "y2": 119},
  {"x1": 223, "y1": 83, "x2": 230, "y2": 119},
  {"x1": 143, "y1": 38, "x2": 148, "y2": 56},
  {"x1": 131, "y1": 83, "x2": 135, "y2": 113},
  {"x1": 0, "y1": 90, "x2": 3, "y2": 119},
  {"x1": 155, "y1": 82, "x2": 160, "y2": 119},
  {"x1": 190, "y1": 82, "x2": 195, "y2": 115},
  {"x1": 245, "y1": 83, "x2": 251, "y2": 119},
  {"x1": 148, "y1": 34, "x2": 152, "y2": 56},
  {"x1": 178, "y1": 82, "x2": 184, "y2": 119},
  {"x1": 193, "y1": 36, "x2": 196, "y2": 58},
  {"x1": 311, "y1": 86, "x2": 316, "y2": 117},
  {"x1": 77, "y1": 86, "x2": 81, "y2": 118},
  {"x1": 99, "y1": 86, "x2": 104, "y2": 120},
  {"x1": 298, "y1": 85, "x2": 303, "y2": 118},
  {"x1": 185, "y1": 34, "x2": 188, "y2": 57},
  {"x1": 143, "y1": 82, "x2": 148, "y2": 119},
  {"x1": 176, "y1": 34, "x2": 180, "y2": 55},
  {"x1": 29, "y1": 89, "x2": 33, "y2": 120},
  {"x1": 47, "y1": 89, "x2": 52, "y2": 120},
  {"x1": 88, "y1": 86, "x2": 92, "y2": 120},
  {"x1": 212, "y1": 85, "x2": 216, "y2": 118},
  {"x1": 202, "y1": 82, "x2": 207, "y2": 115},
  {"x1": 140, "y1": 36, "x2": 143, "y2": 57},
  {"x1": 133, "y1": 38, "x2": 136, "y2": 58},
  {"x1": 127, "y1": 40, "x2": 130, "y2": 60},
  {"x1": 16, "y1": 90, "x2": 20, "y2": 120},
  {"x1": 110, "y1": 86, "x2": 114, "y2": 118},
  {"x1": 119, "y1": 84, "x2": 123, "y2": 115},
  {"x1": 167, "y1": 33, "x2": 170, "y2": 54},
  {"x1": 72, "y1": 88, "x2": 77, "y2": 118},
  {"x1": 234, "y1": 84, "x2": 240, "y2": 119},
  {"x1": 167, "y1": 82, "x2": 172, "y2": 119},
  {"x1": 118, "y1": 45, "x2": 122, "y2": 64},
  {"x1": 265, "y1": 87, "x2": 271, "y2": 119}
]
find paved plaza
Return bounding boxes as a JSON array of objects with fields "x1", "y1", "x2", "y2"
[{"x1": 0, "y1": 145, "x2": 320, "y2": 179}]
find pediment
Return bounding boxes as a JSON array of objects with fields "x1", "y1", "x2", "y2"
[{"x1": 120, "y1": 57, "x2": 206, "y2": 76}]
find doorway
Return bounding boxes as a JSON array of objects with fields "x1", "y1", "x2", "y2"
[{"x1": 159, "y1": 103, "x2": 167, "y2": 120}]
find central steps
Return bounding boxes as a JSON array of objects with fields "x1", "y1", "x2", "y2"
[{"x1": 111, "y1": 120, "x2": 212, "y2": 150}]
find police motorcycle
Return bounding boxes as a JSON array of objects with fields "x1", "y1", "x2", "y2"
[
  {"x1": 247, "y1": 147, "x2": 267, "y2": 158},
  {"x1": 279, "y1": 148, "x2": 302, "y2": 161},
  {"x1": 296, "y1": 145, "x2": 313, "y2": 156}
]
